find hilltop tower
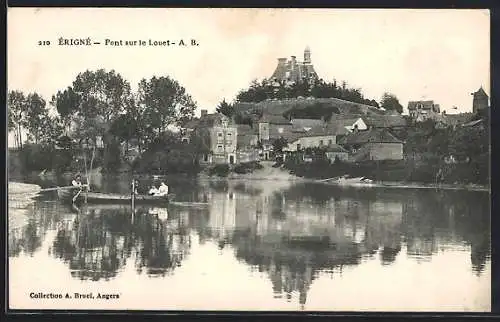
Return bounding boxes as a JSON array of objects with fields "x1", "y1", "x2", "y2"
[
  {"x1": 472, "y1": 86, "x2": 489, "y2": 114},
  {"x1": 304, "y1": 46, "x2": 311, "y2": 64},
  {"x1": 270, "y1": 46, "x2": 318, "y2": 85}
]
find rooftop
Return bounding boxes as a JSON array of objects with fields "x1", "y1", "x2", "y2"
[{"x1": 338, "y1": 128, "x2": 403, "y2": 145}]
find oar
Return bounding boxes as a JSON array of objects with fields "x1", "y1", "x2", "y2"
[{"x1": 9, "y1": 184, "x2": 90, "y2": 194}]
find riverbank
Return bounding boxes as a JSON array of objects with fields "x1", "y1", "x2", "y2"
[
  {"x1": 22, "y1": 163, "x2": 490, "y2": 193},
  {"x1": 317, "y1": 179, "x2": 490, "y2": 192},
  {"x1": 8, "y1": 182, "x2": 42, "y2": 229},
  {"x1": 199, "y1": 161, "x2": 490, "y2": 192}
]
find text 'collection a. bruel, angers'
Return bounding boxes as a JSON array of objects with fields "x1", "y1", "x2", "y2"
[{"x1": 38, "y1": 37, "x2": 200, "y2": 47}]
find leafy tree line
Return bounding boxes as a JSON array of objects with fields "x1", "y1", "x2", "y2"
[
  {"x1": 8, "y1": 69, "x2": 197, "y2": 174},
  {"x1": 234, "y1": 78, "x2": 403, "y2": 113}
]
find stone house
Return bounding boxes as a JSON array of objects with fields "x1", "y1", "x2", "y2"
[
  {"x1": 258, "y1": 113, "x2": 293, "y2": 160},
  {"x1": 325, "y1": 144, "x2": 349, "y2": 162},
  {"x1": 282, "y1": 117, "x2": 366, "y2": 152},
  {"x1": 236, "y1": 124, "x2": 260, "y2": 163},
  {"x1": 290, "y1": 118, "x2": 324, "y2": 132},
  {"x1": 185, "y1": 110, "x2": 238, "y2": 165},
  {"x1": 338, "y1": 129, "x2": 404, "y2": 162},
  {"x1": 407, "y1": 100, "x2": 441, "y2": 122}
]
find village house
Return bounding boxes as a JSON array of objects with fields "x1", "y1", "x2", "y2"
[
  {"x1": 325, "y1": 144, "x2": 349, "y2": 162},
  {"x1": 434, "y1": 112, "x2": 475, "y2": 130},
  {"x1": 236, "y1": 124, "x2": 260, "y2": 163},
  {"x1": 407, "y1": 100, "x2": 441, "y2": 122},
  {"x1": 282, "y1": 117, "x2": 361, "y2": 153},
  {"x1": 258, "y1": 113, "x2": 293, "y2": 160},
  {"x1": 290, "y1": 118, "x2": 324, "y2": 132},
  {"x1": 185, "y1": 110, "x2": 238, "y2": 165},
  {"x1": 338, "y1": 128, "x2": 404, "y2": 162}
]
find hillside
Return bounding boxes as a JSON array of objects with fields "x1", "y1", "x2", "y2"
[{"x1": 234, "y1": 97, "x2": 388, "y2": 119}]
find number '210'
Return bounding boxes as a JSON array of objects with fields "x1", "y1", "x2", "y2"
[{"x1": 38, "y1": 40, "x2": 50, "y2": 46}]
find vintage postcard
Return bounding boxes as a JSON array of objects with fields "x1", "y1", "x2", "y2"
[{"x1": 7, "y1": 8, "x2": 491, "y2": 312}]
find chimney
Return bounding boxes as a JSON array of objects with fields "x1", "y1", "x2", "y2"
[
  {"x1": 201, "y1": 109, "x2": 208, "y2": 117},
  {"x1": 291, "y1": 56, "x2": 296, "y2": 65}
]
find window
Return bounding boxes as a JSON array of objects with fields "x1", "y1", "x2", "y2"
[
  {"x1": 319, "y1": 140, "x2": 324, "y2": 146},
  {"x1": 217, "y1": 145, "x2": 223, "y2": 150},
  {"x1": 218, "y1": 132, "x2": 223, "y2": 137},
  {"x1": 227, "y1": 133, "x2": 232, "y2": 136},
  {"x1": 328, "y1": 139, "x2": 333, "y2": 145},
  {"x1": 297, "y1": 144, "x2": 301, "y2": 150}
]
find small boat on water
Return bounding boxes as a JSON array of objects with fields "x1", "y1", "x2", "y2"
[
  {"x1": 320, "y1": 175, "x2": 374, "y2": 186},
  {"x1": 57, "y1": 188, "x2": 174, "y2": 205}
]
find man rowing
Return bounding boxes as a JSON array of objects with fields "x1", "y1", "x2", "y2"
[{"x1": 71, "y1": 174, "x2": 84, "y2": 203}]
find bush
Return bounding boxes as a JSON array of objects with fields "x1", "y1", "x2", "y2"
[{"x1": 209, "y1": 164, "x2": 230, "y2": 177}]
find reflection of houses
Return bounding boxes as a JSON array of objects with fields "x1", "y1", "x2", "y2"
[
  {"x1": 338, "y1": 128, "x2": 404, "y2": 161},
  {"x1": 208, "y1": 191, "x2": 237, "y2": 239},
  {"x1": 363, "y1": 201, "x2": 403, "y2": 264}
]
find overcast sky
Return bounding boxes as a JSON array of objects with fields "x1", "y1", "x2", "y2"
[{"x1": 8, "y1": 8, "x2": 489, "y2": 133}]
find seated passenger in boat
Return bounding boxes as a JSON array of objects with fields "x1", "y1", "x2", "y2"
[
  {"x1": 155, "y1": 182, "x2": 169, "y2": 197},
  {"x1": 148, "y1": 185, "x2": 159, "y2": 196}
]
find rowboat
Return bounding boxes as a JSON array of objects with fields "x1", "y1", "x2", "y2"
[{"x1": 57, "y1": 187, "x2": 174, "y2": 205}]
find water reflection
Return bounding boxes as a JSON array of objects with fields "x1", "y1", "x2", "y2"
[{"x1": 8, "y1": 179, "x2": 490, "y2": 309}]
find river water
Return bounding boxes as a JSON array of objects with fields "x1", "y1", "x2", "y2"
[{"x1": 8, "y1": 175, "x2": 491, "y2": 311}]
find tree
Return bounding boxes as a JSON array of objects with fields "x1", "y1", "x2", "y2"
[
  {"x1": 23, "y1": 93, "x2": 49, "y2": 144},
  {"x1": 50, "y1": 86, "x2": 81, "y2": 133},
  {"x1": 8, "y1": 90, "x2": 28, "y2": 149},
  {"x1": 216, "y1": 99, "x2": 234, "y2": 118},
  {"x1": 272, "y1": 137, "x2": 288, "y2": 155},
  {"x1": 380, "y1": 92, "x2": 403, "y2": 114},
  {"x1": 69, "y1": 69, "x2": 133, "y2": 172},
  {"x1": 137, "y1": 76, "x2": 197, "y2": 139}
]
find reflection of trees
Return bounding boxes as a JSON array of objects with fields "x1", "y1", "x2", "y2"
[
  {"x1": 401, "y1": 190, "x2": 491, "y2": 274},
  {"x1": 9, "y1": 200, "x2": 62, "y2": 257},
  {"x1": 201, "y1": 183, "x2": 492, "y2": 307},
  {"x1": 50, "y1": 206, "x2": 194, "y2": 281},
  {"x1": 133, "y1": 213, "x2": 191, "y2": 276}
]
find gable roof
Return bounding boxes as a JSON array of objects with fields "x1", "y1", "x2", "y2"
[
  {"x1": 259, "y1": 113, "x2": 291, "y2": 125},
  {"x1": 408, "y1": 100, "x2": 435, "y2": 110},
  {"x1": 325, "y1": 144, "x2": 348, "y2": 153},
  {"x1": 190, "y1": 113, "x2": 230, "y2": 128},
  {"x1": 473, "y1": 87, "x2": 488, "y2": 98},
  {"x1": 440, "y1": 113, "x2": 475, "y2": 126},
  {"x1": 236, "y1": 124, "x2": 256, "y2": 135},
  {"x1": 290, "y1": 118, "x2": 324, "y2": 130},
  {"x1": 184, "y1": 117, "x2": 200, "y2": 129},
  {"x1": 362, "y1": 114, "x2": 407, "y2": 128},
  {"x1": 338, "y1": 129, "x2": 403, "y2": 145}
]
